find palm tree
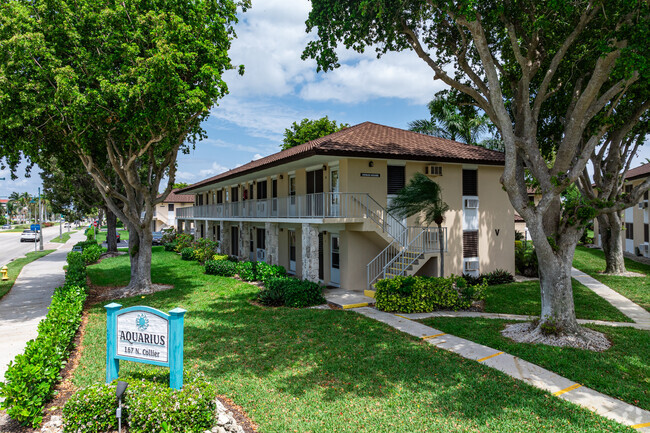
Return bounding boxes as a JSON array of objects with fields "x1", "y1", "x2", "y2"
[
  {"x1": 387, "y1": 173, "x2": 450, "y2": 277},
  {"x1": 409, "y1": 92, "x2": 489, "y2": 146}
]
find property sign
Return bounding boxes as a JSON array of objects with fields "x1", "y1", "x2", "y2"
[
  {"x1": 30, "y1": 224, "x2": 40, "y2": 232},
  {"x1": 360, "y1": 173, "x2": 380, "y2": 177},
  {"x1": 105, "y1": 304, "x2": 186, "y2": 389}
]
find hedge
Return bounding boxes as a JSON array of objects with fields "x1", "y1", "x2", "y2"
[
  {"x1": 204, "y1": 259, "x2": 238, "y2": 277},
  {"x1": 257, "y1": 277, "x2": 326, "y2": 308},
  {"x1": 0, "y1": 249, "x2": 89, "y2": 427},
  {"x1": 374, "y1": 275, "x2": 486, "y2": 313}
]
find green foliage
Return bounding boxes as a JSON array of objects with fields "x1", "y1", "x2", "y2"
[
  {"x1": 255, "y1": 263, "x2": 287, "y2": 284},
  {"x1": 204, "y1": 260, "x2": 238, "y2": 277},
  {"x1": 282, "y1": 117, "x2": 348, "y2": 150},
  {"x1": 463, "y1": 269, "x2": 514, "y2": 286},
  {"x1": 212, "y1": 254, "x2": 228, "y2": 261},
  {"x1": 191, "y1": 238, "x2": 219, "y2": 264},
  {"x1": 181, "y1": 248, "x2": 195, "y2": 261},
  {"x1": 164, "y1": 242, "x2": 178, "y2": 252},
  {"x1": 0, "y1": 243, "x2": 89, "y2": 427},
  {"x1": 374, "y1": 275, "x2": 486, "y2": 313},
  {"x1": 82, "y1": 244, "x2": 102, "y2": 265},
  {"x1": 387, "y1": 173, "x2": 449, "y2": 226},
  {"x1": 237, "y1": 261, "x2": 257, "y2": 281},
  {"x1": 515, "y1": 243, "x2": 539, "y2": 277},
  {"x1": 63, "y1": 375, "x2": 217, "y2": 433},
  {"x1": 174, "y1": 234, "x2": 194, "y2": 253},
  {"x1": 258, "y1": 277, "x2": 326, "y2": 308},
  {"x1": 161, "y1": 230, "x2": 177, "y2": 245}
]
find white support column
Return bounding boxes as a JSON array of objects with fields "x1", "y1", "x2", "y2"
[
  {"x1": 301, "y1": 223, "x2": 319, "y2": 282},
  {"x1": 265, "y1": 222, "x2": 279, "y2": 265}
]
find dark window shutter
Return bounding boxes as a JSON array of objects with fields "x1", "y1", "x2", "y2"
[
  {"x1": 217, "y1": 190, "x2": 223, "y2": 204},
  {"x1": 231, "y1": 187, "x2": 238, "y2": 202},
  {"x1": 645, "y1": 224, "x2": 648, "y2": 243},
  {"x1": 463, "y1": 170, "x2": 478, "y2": 196},
  {"x1": 626, "y1": 223, "x2": 634, "y2": 240},
  {"x1": 387, "y1": 166, "x2": 405, "y2": 194},
  {"x1": 315, "y1": 169, "x2": 324, "y2": 193},
  {"x1": 168, "y1": 204, "x2": 174, "y2": 211},
  {"x1": 645, "y1": 190, "x2": 649, "y2": 200},
  {"x1": 318, "y1": 232, "x2": 324, "y2": 280},
  {"x1": 257, "y1": 181, "x2": 268, "y2": 199},
  {"x1": 307, "y1": 171, "x2": 314, "y2": 194},
  {"x1": 625, "y1": 184, "x2": 633, "y2": 194},
  {"x1": 463, "y1": 231, "x2": 478, "y2": 258},
  {"x1": 217, "y1": 224, "x2": 221, "y2": 241},
  {"x1": 272, "y1": 179, "x2": 278, "y2": 198}
]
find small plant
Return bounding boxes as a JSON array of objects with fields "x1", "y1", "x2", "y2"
[
  {"x1": 515, "y1": 242, "x2": 538, "y2": 277},
  {"x1": 204, "y1": 260, "x2": 238, "y2": 277},
  {"x1": 191, "y1": 238, "x2": 219, "y2": 264},
  {"x1": 237, "y1": 261, "x2": 258, "y2": 281},
  {"x1": 164, "y1": 242, "x2": 178, "y2": 252},
  {"x1": 174, "y1": 233, "x2": 194, "y2": 253},
  {"x1": 212, "y1": 254, "x2": 228, "y2": 261},
  {"x1": 257, "y1": 277, "x2": 326, "y2": 308},
  {"x1": 539, "y1": 316, "x2": 563, "y2": 336},
  {"x1": 180, "y1": 247, "x2": 194, "y2": 261}
]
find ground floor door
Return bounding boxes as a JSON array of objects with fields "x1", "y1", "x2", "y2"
[
  {"x1": 231, "y1": 226, "x2": 239, "y2": 257},
  {"x1": 330, "y1": 234, "x2": 340, "y2": 285},
  {"x1": 289, "y1": 230, "x2": 296, "y2": 273}
]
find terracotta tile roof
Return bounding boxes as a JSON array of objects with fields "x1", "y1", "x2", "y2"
[
  {"x1": 179, "y1": 122, "x2": 505, "y2": 192},
  {"x1": 625, "y1": 163, "x2": 650, "y2": 181},
  {"x1": 514, "y1": 213, "x2": 525, "y2": 223},
  {"x1": 161, "y1": 189, "x2": 195, "y2": 203}
]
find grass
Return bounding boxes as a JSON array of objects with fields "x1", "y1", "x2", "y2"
[
  {"x1": 0, "y1": 249, "x2": 56, "y2": 300},
  {"x1": 93, "y1": 228, "x2": 129, "y2": 244},
  {"x1": 483, "y1": 279, "x2": 631, "y2": 322},
  {"x1": 573, "y1": 246, "x2": 650, "y2": 312},
  {"x1": 419, "y1": 317, "x2": 650, "y2": 413},
  {"x1": 51, "y1": 231, "x2": 76, "y2": 243},
  {"x1": 72, "y1": 249, "x2": 634, "y2": 432}
]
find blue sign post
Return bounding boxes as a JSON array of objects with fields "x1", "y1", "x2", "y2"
[
  {"x1": 30, "y1": 224, "x2": 40, "y2": 232},
  {"x1": 105, "y1": 303, "x2": 186, "y2": 389}
]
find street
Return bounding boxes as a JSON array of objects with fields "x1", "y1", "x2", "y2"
[{"x1": 0, "y1": 224, "x2": 72, "y2": 266}]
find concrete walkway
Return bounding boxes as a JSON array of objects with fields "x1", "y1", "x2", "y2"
[
  {"x1": 571, "y1": 267, "x2": 650, "y2": 326},
  {"x1": 0, "y1": 230, "x2": 86, "y2": 380},
  {"x1": 355, "y1": 307, "x2": 650, "y2": 432}
]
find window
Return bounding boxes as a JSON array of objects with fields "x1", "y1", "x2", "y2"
[
  {"x1": 256, "y1": 228, "x2": 266, "y2": 250},
  {"x1": 625, "y1": 184, "x2": 633, "y2": 194},
  {"x1": 645, "y1": 190, "x2": 649, "y2": 201},
  {"x1": 198, "y1": 194, "x2": 204, "y2": 206},
  {"x1": 249, "y1": 228, "x2": 254, "y2": 252},
  {"x1": 289, "y1": 231, "x2": 296, "y2": 262},
  {"x1": 645, "y1": 224, "x2": 648, "y2": 243},
  {"x1": 331, "y1": 236, "x2": 340, "y2": 269},
  {"x1": 626, "y1": 223, "x2": 634, "y2": 240},
  {"x1": 249, "y1": 184, "x2": 254, "y2": 200},
  {"x1": 231, "y1": 186, "x2": 239, "y2": 202},
  {"x1": 257, "y1": 180, "x2": 268, "y2": 199},
  {"x1": 463, "y1": 231, "x2": 479, "y2": 257},
  {"x1": 168, "y1": 204, "x2": 174, "y2": 211},
  {"x1": 272, "y1": 179, "x2": 278, "y2": 198},
  {"x1": 289, "y1": 176, "x2": 296, "y2": 196},
  {"x1": 216, "y1": 190, "x2": 223, "y2": 204},
  {"x1": 306, "y1": 169, "x2": 324, "y2": 194},
  {"x1": 387, "y1": 166, "x2": 405, "y2": 195},
  {"x1": 216, "y1": 224, "x2": 221, "y2": 241},
  {"x1": 463, "y1": 169, "x2": 478, "y2": 196}
]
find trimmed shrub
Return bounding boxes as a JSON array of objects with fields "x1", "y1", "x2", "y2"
[
  {"x1": 258, "y1": 277, "x2": 326, "y2": 308},
  {"x1": 237, "y1": 261, "x2": 257, "y2": 281},
  {"x1": 164, "y1": 242, "x2": 178, "y2": 252},
  {"x1": 66, "y1": 251, "x2": 87, "y2": 287},
  {"x1": 63, "y1": 374, "x2": 217, "y2": 433},
  {"x1": 82, "y1": 244, "x2": 102, "y2": 265},
  {"x1": 174, "y1": 234, "x2": 194, "y2": 253},
  {"x1": 256, "y1": 263, "x2": 286, "y2": 284},
  {"x1": 191, "y1": 238, "x2": 219, "y2": 264},
  {"x1": 181, "y1": 247, "x2": 194, "y2": 261},
  {"x1": 481, "y1": 269, "x2": 515, "y2": 285},
  {"x1": 227, "y1": 255, "x2": 239, "y2": 263},
  {"x1": 374, "y1": 275, "x2": 486, "y2": 313},
  {"x1": 204, "y1": 260, "x2": 238, "y2": 277},
  {"x1": 212, "y1": 254, "x2": 228, "y2": 261}
]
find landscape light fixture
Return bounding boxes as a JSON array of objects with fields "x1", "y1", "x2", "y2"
[
  {"x1": 368, "y1": 161, "x2": 374, "y2": 167},
  {"x1": 115, "y1": 381, "x2": 128, "y2": 433}
]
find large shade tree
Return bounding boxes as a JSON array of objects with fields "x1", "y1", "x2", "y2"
[
  {"x1": 0, "y1": 0, "x2": 247, "y2": 292},
  {"x1": 304, "y1": 0, "x2": 650, "y2": 345}
]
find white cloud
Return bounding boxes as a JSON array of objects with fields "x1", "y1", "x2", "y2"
[
  {"x1": 198, "y1": 162, "x2": 230, "y2": 178},
  {"x1": 175, "y1": 171, "x2": 197, "y2": 181},
  {"x1": 253, "y1": 153, "x2": 263, "y2": 160}
]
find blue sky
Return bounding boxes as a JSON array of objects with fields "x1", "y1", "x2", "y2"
[{"x1": 1, "y1": 0, "x2": 648, "y2": 197}]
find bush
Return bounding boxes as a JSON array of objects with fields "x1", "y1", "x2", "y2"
[
  {"x1": 237, "y1": 261, "x2": 257, "y2": 281},
  {"x1": 161, "y1": 228, "x2": 176, "y2": 244},
  {"x1": 212, "y1": 254, "x2": 228, "y2": 261},
  {"x1": 258, "y1": 277, "x2": 326, "y2": 308},
  {"x1": 255, "y1": 263, "x2": 286, "y2": 284},
  {"x1": 181, "y1": 247, "x2": 194, "y2": 261},
  {"x1": 482, "y1": 269, "x2": 515, "y2": 285},
  {"x1": 227, "y1": 255, "x2": 239, "y2": 263},
  {"x1": 65, "y1": 252, "x2": 87, "y2": 287},
  {"x1": 174, "y1": 234, "x2": 194, "y2": 253},
  {"x1": 204, "y1": 260, "x2": 238, "y2": 277},
  {"x1": 374, "y1": 275, "x2": 486, "y2": 313},
  {"x1": 82, "y1": 244, "x2": 102, "y2": 265},
  {"x1": 515, "y1": 242, "x2": 538, "y2": 277},
  {"x1": 164, "y1": 242, "x2": 178, "y2": 252},
  {"x1": 63, "y1": 374, "x2": 217, "y2": 433},
  {"x1": 191, "y1": 238, "x2": 219, "y2": 264}
]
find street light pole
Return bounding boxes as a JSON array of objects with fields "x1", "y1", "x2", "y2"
[{"x1": 38, "y1": 188, "x2": 43, "y2": 251}]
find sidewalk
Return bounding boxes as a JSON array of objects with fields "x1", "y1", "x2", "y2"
[
  {"x1": 0, "y1": 230, "x2": 86, "y2": 380},
  {"x1": 571, "y1": 267, "x2": 650, "y2": 326}
]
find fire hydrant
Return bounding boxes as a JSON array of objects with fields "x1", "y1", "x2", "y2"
[{"x1": 1, "y1": 266, "x2": 8, "y2": 281}]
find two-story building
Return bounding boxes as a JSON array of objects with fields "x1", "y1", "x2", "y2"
[
  {"x1": 594, "y1": 163, "x2": 650, "y2": 257},
  {"x1": 176, "y1": 122, "x2": 515, "y2": 292},
  {"x1": 152, "y1": 189, "x2": 195, "y2": 232}
]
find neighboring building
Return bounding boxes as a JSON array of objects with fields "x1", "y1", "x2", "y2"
[
  {"x1": 152, "y1": 189, "x2": 195, "y2": 232},
  {"x1": 177, "y1": 122, "x2": 515, "y2": 292},
  {"x1": 514, "y1": 188, "x2": 541, "y2": 239},
  {"x1": 594, "y1": 163, "x2": 650, "y2": 257}
]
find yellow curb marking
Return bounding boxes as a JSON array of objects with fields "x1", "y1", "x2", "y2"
[
  {"x1": 341, "y1": 303, "x2": 369, "y2": 309},
  {"x1": 631, "y1": 422, "x2": 650, "y2": 429},
  {"x1": 477, "y1": 352, "x2": 504, "y2": 363},
  {"x1": 553, "y1": 384, "x2": 583, "y2": 396},
  {"x1": 421, "y1": 333, "x2": 447, "y2": 340},
  {"x1": 394, "y1": 314, "x2": 411, "y2": 320}
]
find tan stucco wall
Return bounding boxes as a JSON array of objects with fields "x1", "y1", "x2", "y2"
[{"x1": 340, "y1": 230, "x2": 386, "y2": 290}]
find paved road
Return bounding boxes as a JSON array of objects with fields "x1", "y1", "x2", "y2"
[{"x1": 0, "y1": 224, "x2": 75, "y2": 266}]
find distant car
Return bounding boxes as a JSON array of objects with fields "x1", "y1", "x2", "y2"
[
  {"x1": 72, "y1": 245, "x2": 83, "y2": 253},
  {"x1": 20, "y1": 229, "x2": 40, "y2": 242},
  {"x1": 64, "y1": 223, "x2": 71, "y2": 228},
  {"x1": 1, "y1": 224, "x2": 11, "y2": 230},
  {"x1": 152, "y1": 231, "x2": 164, "y2": 245}
]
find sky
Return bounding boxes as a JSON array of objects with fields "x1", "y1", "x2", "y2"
[{"x1": 1, "y1": 0, "x2": 648, "y2": 198}]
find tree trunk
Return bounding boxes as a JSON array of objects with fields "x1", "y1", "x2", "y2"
[
  {"x1": 106, "y1": 208, "x2": 118, "y2": 253},
  {"x1": 597, "y1": 212, "x2": 627, "y2": 274},
  {"x1": 126, "y1": 223, "x2": 154, "y2": 292}
]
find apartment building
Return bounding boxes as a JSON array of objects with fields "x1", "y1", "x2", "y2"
[
  {"x1": 594, "y1": 163, "x2": 650, "y2": 257},
  {"x1": 152, "y1": 189, "x2": 195, "y2": 232},
  {"x1": 177, "y1": 122, "x2": 515, "y2": 292}
]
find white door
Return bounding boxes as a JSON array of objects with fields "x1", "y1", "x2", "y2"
[
  {"x1": 330, "y1": 168, "x2": 340, "y2": 216},
  {"x1": 330, "y1": 235, "x2": 340, "y2": 285},
  {"x1": 289, "y1": 230, "x2": 296, "y2": 273}
]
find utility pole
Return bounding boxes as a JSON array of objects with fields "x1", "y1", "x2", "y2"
[{"x1": 38, "y1": 187, "x2": 43, "y2": 251}]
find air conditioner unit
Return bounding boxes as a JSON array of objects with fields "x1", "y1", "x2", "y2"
[
  {"x1": 639, "y1": 243, "x2": 649, "y2": 257},
  {"x1": 256, "y1": 248, "x2": 266, "y2": 261},
  {"x1": 425, "y1": 165, "x2": 443, "y2": 176},
  {"x1": 464, "y1": 260, "x2": 479, "y2": 271},
  {"x1": 638, "y1": 201, "x2": 648, "y2": 210},
  {"x1": 464, "y1": 198, "x2": 479, "y2": 209}
]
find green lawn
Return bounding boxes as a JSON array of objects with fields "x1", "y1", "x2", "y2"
[
  {"x1": 94, "y1": 228, "x2": 129, "y2": 244},
  {"x1": 573, "y1": 246, "x2": 650, "y2": 312},
  {"x1": 0, "y1": 250, "x2": 56, "y2": 300},
  {"x1": 484, "y1": 280, "x2": 631, "y2": 322},
  {"x1": 419, "y1": 317, "x2": 650, "y2": 413},
  {"x1": 51, "y1": 231, "x2": 77, "y2": 243},
  {"x1": 73, "y1": 249, "x2": 633, "y2": 432}
]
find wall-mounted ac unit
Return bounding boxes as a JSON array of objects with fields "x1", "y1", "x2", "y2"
[
  {"x1": 464, "y1": 198, "x2": 479, "y2": 209},
  {"x1": 639, "y1": 243, "x2": 649, "y2": 257},
  {"x1": 425, "y1": 165, "x2": 443, "y2": 176},
  {"x1": 256, "y1": 248, "x2": 266, "y2": 261},
  {"x1": 464, "y1": 260, "x2": 479, "y2": 271},
  {"x1": 638, "y1": 201, "x2": 648, "y2": 210}
]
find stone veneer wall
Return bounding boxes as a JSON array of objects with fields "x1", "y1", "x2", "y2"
[
  {"x1": 265, "y1": 222, "x2": 279, "y2": 266},
  {"x1": 301, "y1": 223, "x2": 319, "y2": 282}
]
